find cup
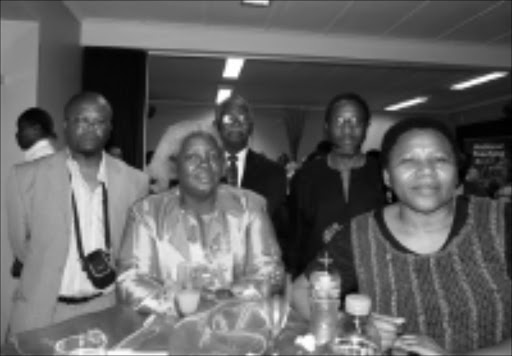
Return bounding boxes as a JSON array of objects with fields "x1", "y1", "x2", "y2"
[
  {"x1": 177, "y1": 261, "x2": 193, "y2": 289},
  {"x1": 175, "y1": 288, "x2": 201, "y2": 316},
  {"x1": 54, "y1": 329, "x2": 107, "y2": 355}
]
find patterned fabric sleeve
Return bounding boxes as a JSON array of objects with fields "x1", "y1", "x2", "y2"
[
  {"x1": 117, "y1": 202, "x2": 175, "y2": 315},
  {"x1": 242, "y1": 194, "x2": 284, "y2": 282}
]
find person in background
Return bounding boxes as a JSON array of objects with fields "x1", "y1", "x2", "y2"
[
  {"x1": 458, "y1": 153, "x2": 489, "y2": 197},
  {"x1": 214, "y1": 94, "x2": 289, "y2": 271},
  {"x1": 117, "y1": 128, "x2": 283, "y2": 316},
  {"x1": 11, "y1": 107, "x2": 59, "y2": 279},
  {"x1": 292, "y1": 117, "x2": 511, "y2": 355},
  {"x1": 277, "y1": 153, "x2": 300, "y2": 191},
  {"x1": 6, "y1": 92, "x2": 149, "y2": 334},
  {"x1": 288, "y1": 93, "x2": 386, "y2": 278},
  {"x1": 15, "y1": 107, "x2": 57, "y2": 162},
  {"x1": 107, "y1": 144, "x2": 124, "y2": 161}
]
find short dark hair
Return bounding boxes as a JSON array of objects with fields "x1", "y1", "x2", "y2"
[
  {"x1": 324, "y1": 92, "x2": 371, "y2": 124},
  {"x1": 380, "y1": 117, "x2": 463, "y2": 170},
  {"x1": 64, "y1": 92, "x2": 112, "y2": 121},
  {"x1": 17, "y1": 107, "x2": 56, "y2": 138},
  {"x1": 215, "y1": 94, "x2": 252, "y2": 122}
]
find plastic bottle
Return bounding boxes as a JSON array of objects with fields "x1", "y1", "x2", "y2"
[
  {"x1": 309, "y1": 252, "x2": 341, "y2": 347},
  {"x1": 329, "y1": 294, "x2": 381, "y2": 355}
]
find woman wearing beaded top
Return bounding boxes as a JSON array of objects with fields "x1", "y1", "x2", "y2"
[{"x1": 292, "y1": 117, "x2": 511, "y2": 355}]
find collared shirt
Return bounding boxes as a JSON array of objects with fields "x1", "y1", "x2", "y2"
[
  {"x1": 24, "y1": 139, "x2": 55, "y2": 162},
  {"x1": 225, "y1": 148, "x2": 248, "y2": 187},
  {"x1": 59, "y1": 151, "x2": 113, "y2": 296}
]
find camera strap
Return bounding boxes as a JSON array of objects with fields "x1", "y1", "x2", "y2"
[{"x1": 71, "y1": 182, "x2": 111, "y2": 261}]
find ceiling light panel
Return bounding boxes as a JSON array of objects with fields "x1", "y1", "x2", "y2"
[
  {"x1": 216, "y1": 87, "x2": 233, "y2": 104},
  {"x1": 385, "y1": 96, "x2": 429, "y2": 111},
  {"x1": 450, "y1": 71, "x2": 508, "y2": 91},
  {"x1": 223, "y1": 57, "x2": 245, "y2": 79},
  {"x1": 241, "y1": 0, "x2": 271, "y2": 7}
]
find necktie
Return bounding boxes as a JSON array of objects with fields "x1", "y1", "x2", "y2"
[{"x1": 227, "y1": 154, "x2": 238, "y2": 187}]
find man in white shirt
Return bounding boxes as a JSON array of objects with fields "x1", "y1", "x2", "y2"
[
  {"x1": 6, "y1": 92, "x2": 149, "y2": 334},
  {"x1": 15, "y1": 107, "x2": 57, "y2": 162}
]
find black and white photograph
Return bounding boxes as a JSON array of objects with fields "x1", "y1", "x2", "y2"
[{"x1": 1, "y1": 1, "x2": 510, "y2": 355}]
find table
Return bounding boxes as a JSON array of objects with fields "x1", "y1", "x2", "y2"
[
  {"x1": 1, "y1": 306, "x2": 145, "y2": 355},
  {"x1": 1, "y1": 304, "x2": 311, "y2": 355}
]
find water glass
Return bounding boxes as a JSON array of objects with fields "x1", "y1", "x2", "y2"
[
  {"x1": 175, "y1": 261, "x2": 201, "y2": 316},
  {"x1": 54, "y1": 329, "x2": 107, "y2": 355},
  {"x1": 263, "y1": 274, "x2": 291, "y2": 355}
]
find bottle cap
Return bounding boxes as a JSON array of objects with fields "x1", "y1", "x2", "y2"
[{"x1": 345, "y1": 294, "x2": 372, "y2": 316}]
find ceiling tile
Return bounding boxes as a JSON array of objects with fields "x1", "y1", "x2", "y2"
[
  {"x1": 386, "y1": 1, "x2": 496, "y2": 41},
  {"x1": 490, "y1": 32, "x2": 511, "y2": 44},
  {"x1": 266, "y1": 0, "x2": 349, "y2": 32},
  {"x1": 328, "y1": 0, "x2": 424, "y2": 36},
  {"x1": 440, "y1": 1, "x2": 512, "y2": 43},
  {"x1": 204, "y1": 0, "x2": 274, "y2": 28}
]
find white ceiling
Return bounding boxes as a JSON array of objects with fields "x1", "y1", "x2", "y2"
[
  {"x1": 64, "y1": 0, "x2": 511, "y2": 45},
  {"x1": 3, "y1": 0, "x2": 511, "y2": 116}
]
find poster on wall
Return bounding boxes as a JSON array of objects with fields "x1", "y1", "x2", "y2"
[{"x1": 463, "y1": 137, "x2": 512, "y2": 198}]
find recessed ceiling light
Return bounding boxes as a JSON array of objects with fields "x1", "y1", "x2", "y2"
[
  {"x1": 241, "y1": 0, "x2": 271, "y2": 7},
  {"x1": 216, "y1": 86, "x2": 233, "y2": 104},
  {"x1": 223, "y1": 57, "x2": 245, "y2": 79},
  {"x1": 385, "y1": 96, "x2": 429, "y2": 111},
  {"x1": 450, "y1": 71, "x2": 508, "y2": 91}
]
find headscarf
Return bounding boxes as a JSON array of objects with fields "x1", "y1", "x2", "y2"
[{"x1": 146, "y1": 116, "x2": 218, "y2": 193}]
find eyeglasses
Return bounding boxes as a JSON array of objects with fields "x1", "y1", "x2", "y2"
[
  {"x1": 331, "y1": 116, "x2": 365, "y2": 128},
  {"x1": 71, "y1": 116, "x2": 110, "y2": 131},
  {"x1": 220, "y1": 114, "x2": 250, "y2": 126}
]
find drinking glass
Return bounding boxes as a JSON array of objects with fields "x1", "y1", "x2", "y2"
[
  {"x1": 175, "y1": 261, "x2": 201, "y2": 317},
  {"x1": 263, "y1": 273, "x2": 291, "y2": 355},
  {"x1": 54, "y1": 329, "x2": 107, "y2": 355}
]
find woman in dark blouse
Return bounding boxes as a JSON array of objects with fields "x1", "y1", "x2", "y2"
[
  {"x1": 292, "y1": 117, "x2": 511, "y2": 355},
  {"x1": 288, "y1": 93, "x2": 386, "y2": 277}
]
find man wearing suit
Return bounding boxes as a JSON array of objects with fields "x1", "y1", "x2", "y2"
[
  {"x1": 6, "y1": 92, "x2": 149, "y2": 334},
  {"x1": 214, "y1": 94, "x2": 289, "y2": 271}
]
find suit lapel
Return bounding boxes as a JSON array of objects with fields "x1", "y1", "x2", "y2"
[
  {"x1": 105, "y1": 155, "x2": 124, "y2": 254},
  {"x1": 241, "y1": 149, "x2": 257, "y2": 189},
  {"x1": 52, "y1": 151, "x2": 72, "y2": 247}
]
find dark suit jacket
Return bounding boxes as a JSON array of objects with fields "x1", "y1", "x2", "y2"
[{"x1": 241, "y1": 150, "x2": 289, "y2": 268}]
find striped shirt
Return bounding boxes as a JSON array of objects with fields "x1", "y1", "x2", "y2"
[{"x1": 308, "y1": 196, "x2": 511, "y2": 353}]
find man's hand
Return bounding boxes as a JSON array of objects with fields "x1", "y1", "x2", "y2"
[
  {"x1": 371, "y1": 313, "x2": 406, "y2": 352},
  {"x1": 392, "y1": 334, "x2": 447, "y2": 356}
]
